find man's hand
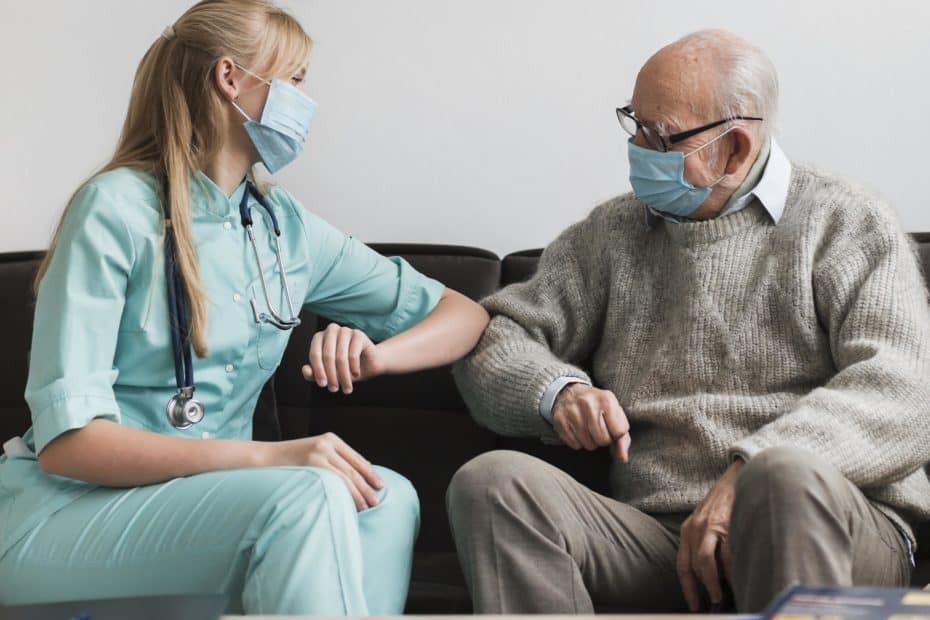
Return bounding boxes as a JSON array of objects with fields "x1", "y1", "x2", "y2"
[
  {"x1": 301, "y1": 323, "x2": 386, "y2": 394},
  {"x1": 551, "y1": 384, "x2": 631, "y2": 462},
  {"x1": 676, "y1": 458, "x2": 744, "y2": 611}
]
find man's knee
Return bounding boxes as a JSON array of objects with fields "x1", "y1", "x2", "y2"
[
  {"x1": 735, "y1": 446, "x2": 842, "y2": 505},
  {"x1": 447, "y1": 450, "x2": 546, "y2": 524}
]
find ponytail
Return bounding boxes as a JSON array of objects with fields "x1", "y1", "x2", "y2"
[{"x1": 34, "y1": 0, "x2": 313, "y2": 360}]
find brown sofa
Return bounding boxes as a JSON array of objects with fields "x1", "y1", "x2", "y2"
[{"x1": 1, "y1": 238, "x2": 929, "y2": 613}]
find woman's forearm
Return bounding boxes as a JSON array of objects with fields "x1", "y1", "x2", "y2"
[
  {"x1": 38, "y1": 418, "x2": 273, "y2": 487},
  {"x1": 377, "y1": 288, "x2": 489, "y2": 374}
]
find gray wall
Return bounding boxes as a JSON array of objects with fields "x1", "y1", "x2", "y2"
[{"x1": 2, "y1": 0, "x2": 927, "y2": 255}]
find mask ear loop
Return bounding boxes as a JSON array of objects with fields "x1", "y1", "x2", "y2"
[
  {"x1": 235, "y1": 63, "x2": 272, "y2": 86},
  {"x1": 229, "y1": 97, "x2": 253, "y2": 122},
  {"x1": 684, "y1": 124, "x2": 736, "y2": 189},
  {"x1": 227, "y1": 63, "x2": 272, "y2": 122}
]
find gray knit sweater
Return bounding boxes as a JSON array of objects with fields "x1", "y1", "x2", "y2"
[{"x1": 452, "y1": 164, "x2": 930, "y2": 543}]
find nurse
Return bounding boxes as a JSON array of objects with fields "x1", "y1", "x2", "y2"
[{"x1": 0, "y1": 0, "x2": 489, "y2": 615}]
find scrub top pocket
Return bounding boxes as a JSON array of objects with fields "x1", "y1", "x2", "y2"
[{"x1": 251, "y1": 267, "x2": 307, "y2": 371}]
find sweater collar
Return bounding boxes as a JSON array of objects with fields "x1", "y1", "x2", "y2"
[{"x1": 659, "y1": 200, "x2": 773, "y2": 246}]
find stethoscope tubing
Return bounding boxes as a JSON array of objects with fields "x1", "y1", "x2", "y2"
[{"x1": 163, "y1": 180, "x2": 301, "y2": 428}]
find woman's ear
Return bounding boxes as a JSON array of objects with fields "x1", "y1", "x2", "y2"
[
  {"x1": 724, "y1": 126, "x2": 755, "y2": 175},
  {"x1": 213, "y1": 56, "x2": 239, "y2": 101}
]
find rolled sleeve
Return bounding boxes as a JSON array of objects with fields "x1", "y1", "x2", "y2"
[
  {"x1": 301, "y1": 209, "x2": 444, "y2": 342},
  {"x1": 24, "y1": 182, "x2": 132, "y2": 454},
  {"x1": 29, "y1": 380, "x2": 121, "y2": 456},
  {"x1": 381, "y1": 257, "x2": 445, "y2": 338}
]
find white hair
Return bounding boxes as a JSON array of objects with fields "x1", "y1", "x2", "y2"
[{"x1": 670, "y1": 29, "x2": 779, "y2": 143}]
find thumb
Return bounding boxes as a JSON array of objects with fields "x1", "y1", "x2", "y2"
[{"x1": 359, "y1": 344, "x2": 384, "y2": 379}]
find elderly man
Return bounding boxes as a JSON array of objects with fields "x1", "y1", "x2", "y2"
[{"x1": 447, "y1": 29, "x2": 930, "y2": 613}]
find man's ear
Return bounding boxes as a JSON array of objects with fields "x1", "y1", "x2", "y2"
[
  {"x1": 212, "y1": 56, "x2": 239, "y2": 101},
  {"x1": 724, "y1": 126, "x2": 755, "y2": 175}
]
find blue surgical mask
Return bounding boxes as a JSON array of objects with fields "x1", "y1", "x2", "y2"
[
  {"x1": 627, "y1": 128, "x2": 732, "y2": 218},
  {"x1": 231, "y1": 65, "x2": 318, "y2": 174}
]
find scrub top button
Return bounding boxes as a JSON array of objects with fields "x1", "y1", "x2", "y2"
[
  {"x1": 233, "y1": 293, "x2": 241, "y2": 303},
  {"x1": 223, "y1": 221, "x2": 232, "y2": 231},
  {"x1": 225, "y1": 364, "x2": 234, "y2": 373}
]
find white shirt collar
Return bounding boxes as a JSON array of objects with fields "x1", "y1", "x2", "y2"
[{"x1": 719, "y1": 139, "x2": 792, "y2": 223}]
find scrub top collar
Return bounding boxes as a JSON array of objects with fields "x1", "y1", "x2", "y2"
[{"x1": 192, "y1": 170, "x2": 249, "y2": 218}]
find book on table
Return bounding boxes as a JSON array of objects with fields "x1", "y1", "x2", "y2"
[{"x1": 764, "y1": 584, "x2": 930, "y2": 620}]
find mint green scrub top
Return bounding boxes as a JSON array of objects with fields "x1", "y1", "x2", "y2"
[{"x1": 0, "y1": 167, "x2": 445, "y2": 558}]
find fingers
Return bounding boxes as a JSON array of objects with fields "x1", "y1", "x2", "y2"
[
  {"x1": 694, "y1": 533, "x2": 723, "y2": 606},
  {"x1": 586, "y1": 405, "x2": 612, "y2": 446},
  {"x1": 307, "y1": 331, "x2": 327, "y2": 388},
  {"x1": 330, "y1": 456, "x2": 380, "y2": 510},
  {"x1": 305, "y1": 324, "x2": 369, "y2": 394},
  {"x1": 678, "y1": 520, "x2": 726, "y2": 613},
  {"x1": 335, "y1": 326, "x2": 355, "y2": 394},
  {"x1": 676, "y1": 540, "x2": 702, "y2": 612},
  {"x1": 553, "y1": 386, "x2": 632, "y2": 453},
  {"x1": 719, "y1": 537, "x2": 733, "y2": 587},
  {"x1": 330, "y1": 465, "x2": 370, "y2": 511},
  {"x1": 336, "y1": 441, "x2": 384, "y2": 490},
  {"x1": 601, "y1": 393, "x2": 630, "y2": 439},
  {"x1": 601, "y1": 392, "x2": 631, "y2": 462},
  {"x1": 322, "y1": 323, "x2": 340, "y2": 392},
  {"x1": 614, "y1": 432, "x2": 631, "y2": 464},
  {"x1": 347, "y1": 330, "x2": 366, "y2": 379},
  {"x1": 313, "y1": 433, "x2": 381, "y2": 512}
]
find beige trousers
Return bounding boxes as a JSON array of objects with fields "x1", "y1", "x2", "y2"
[{"x1": 446, "y1": 446, "x2": 912, "y2": 613}]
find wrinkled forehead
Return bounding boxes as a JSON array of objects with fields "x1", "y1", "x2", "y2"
[{"x1": 630, "y1": 48, "x2": 716, "y2": 131}]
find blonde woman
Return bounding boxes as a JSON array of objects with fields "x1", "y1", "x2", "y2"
[{"x1": 0, "y1": 0, "x2": 488, "y2": 615}]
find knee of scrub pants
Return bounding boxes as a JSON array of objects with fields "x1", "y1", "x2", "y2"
[
  {"x1": 369, "y1": 466, "x2": 420, "y2": 533},
  {"x1": 244, "y1": 466, "x2": 369, "y2": 615},
  {"x1": 356, "y1": 466, "x2": 421, "y2": 615}
]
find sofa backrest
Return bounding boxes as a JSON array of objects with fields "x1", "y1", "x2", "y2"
[
  {"x1": 2, "y1": 233, "x2": 930, "y2": 556},
  {"x1": 0, "y1": 251, "x2": 44, "y2": 447}
]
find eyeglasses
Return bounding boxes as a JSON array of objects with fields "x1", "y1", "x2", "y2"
[{"x1": 616, "y1": 105, "x2": 763, "y2": 153}]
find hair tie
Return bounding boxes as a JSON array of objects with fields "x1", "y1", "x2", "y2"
[{"x1": 161, "y1": 25, "x2": 176, "y2": 40}]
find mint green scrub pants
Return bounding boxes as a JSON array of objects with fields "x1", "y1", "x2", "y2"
[{"x1": 0, "y1": 465, "x2": 419, "y2": 615}]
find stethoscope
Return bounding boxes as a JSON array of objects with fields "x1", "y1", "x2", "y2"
[{"x1": 165, "y1": 180, "x2": 301, "y2": 429}]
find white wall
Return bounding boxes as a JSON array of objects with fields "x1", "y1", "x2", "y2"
[{"x1": 2, "y1": 1, "x2": 928, "y2": 256}]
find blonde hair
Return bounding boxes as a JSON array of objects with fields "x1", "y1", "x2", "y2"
[{"x1": 34, "y1": 0, "x2": 312, "y2": 358}]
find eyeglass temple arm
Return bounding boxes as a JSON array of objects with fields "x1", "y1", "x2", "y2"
[{"x1": 668, "y1": 116, "x2": 764, "y2": 145}]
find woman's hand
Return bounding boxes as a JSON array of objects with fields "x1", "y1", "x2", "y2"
[
  {"x1": 270, "y1": 432, "x2": 384, "y2": 511},
  {"x1": 302, "y1": 323, "x2": 386, "y2": 394}
]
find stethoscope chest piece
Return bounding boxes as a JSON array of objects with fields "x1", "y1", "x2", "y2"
[{"x1": 166, "y1": 386, "x2": 205, "y2": 429}]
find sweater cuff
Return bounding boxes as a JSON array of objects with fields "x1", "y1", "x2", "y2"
[
  {"x1": 521, "y1": 362, "x2": 592, "y2": 442},
  {"x1": 539, "y1": 376, "x2": 591, "y2": 425}
]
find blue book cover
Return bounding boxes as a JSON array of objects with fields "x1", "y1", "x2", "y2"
[{"x1": 763, "y1": 585, "x2": 930, "y2": 620}]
